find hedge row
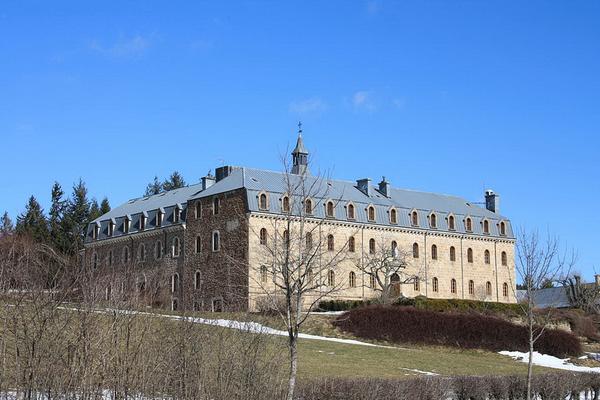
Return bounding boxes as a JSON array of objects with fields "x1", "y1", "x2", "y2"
[
  {"x1": 296, "y1": 372, "x2": 600, "y2": 400},
  {"x1": 333, "y1": 305, "x2": 582, "y2": 357},
  {"x1": 317, "y1": 299, "x2": 371, "y2": 312}
]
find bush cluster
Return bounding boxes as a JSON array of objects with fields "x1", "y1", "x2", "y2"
[
  {"x1": 295, "y1": 372, "x2": 600, "y2": 400},
  {"x1": 317, "y1": 299, "x2": 371, "y2": 311},
  {"x1": 395, "y1": 295, "x2": 524, "y2": 316},
  {"x1": 333, "y1": 305, "x2": 582, "y2": 357}
]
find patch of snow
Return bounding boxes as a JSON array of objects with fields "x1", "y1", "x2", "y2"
[
  {"x1": 308, "y1": 311, "x2": 346, "y2": 316},
  {"x1": 399, "y1": 368, "x2": 438, "y2": 376},
  {"x1": 499, "y1": 351, "x2": 600, "y2": 373}
]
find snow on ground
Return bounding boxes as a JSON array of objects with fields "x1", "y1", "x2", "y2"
[{"x1": 499, "y1": 351, "x2": 600, "y2": 373}]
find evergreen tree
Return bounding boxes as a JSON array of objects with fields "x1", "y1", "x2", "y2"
[
  {"x1": 16, "y1": 196, "x2": 49, "y2": 243},
  {"x1": 64, "y1": 179, "x2": 91, "y2": 253},
  {"x1": 89, "y1": 198, "x2": 101, "y2": 221},
  {"x1": 100, "y1": 197, "x2": 111, "y2": 214},
  {"x1": 144, "y1": 175, "x2": 162, "y2": 196},
  {"x1": 0, "y1": 211, "x2": 14, "y2": 236},
  {"x1": 49, "y1": 182, "x2": 68, "y2": 251},
  {"x1": 162, "y1": 171, "x2": 186, "y2": 192}
]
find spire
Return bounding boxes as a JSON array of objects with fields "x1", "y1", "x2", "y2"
[{"x1": 291, "y1": 122, "x2": 309, "y2": 175}]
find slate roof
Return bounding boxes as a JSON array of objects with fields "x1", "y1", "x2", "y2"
[
  {"x1": 86, "y1": 166, "x2": 513, "y2": 243},
  {"x1": 518, "y1": 287, "x2": 572, "y2": 308}
]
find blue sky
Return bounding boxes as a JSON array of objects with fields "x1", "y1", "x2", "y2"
[{"x1": 1, "y1": 1, "x2": 599, "y2": 278}]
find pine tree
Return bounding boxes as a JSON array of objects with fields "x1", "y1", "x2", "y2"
[
  {"x1": 64, "y1": 179, "x2": 91, "y2": 253},
  {"x1": 49, "y1": 182, "x2": 68, "y2": 251},
  {"x1": 100, "y1": 197, "x2": 111, "y2": 214},
  {"x1": 16, "y1": 196, "x2": 49, "y2": 243},
  {"x1": 89, "y1": 198, "x2": 101, "y2": 221},
  {"x1": 145, "y1": 175, "x2": 162, "y2": 196},
  {"x1": 0, "y1": 211, "x2": 14, "y2": 236},
  {"x1": 162, "y1": 171, "x2": 186, "y2": 192}
]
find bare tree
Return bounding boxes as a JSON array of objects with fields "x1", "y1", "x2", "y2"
[
  {"x1": 244, "y1": 156, "x2": 353, "y2": 400},
  {"x1": 562, "y1": 274, "x2": 600, "y2": 314},
  {"x1": 510, "y1": 229, "x2": 576, "y2": 400},
  {"x1": 357, "y1": 237, "x2": 422, "y2": 304}
]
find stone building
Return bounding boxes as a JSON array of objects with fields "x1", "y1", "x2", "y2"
[{"x1": 84, "y1": 132, "x2": 516, "y2": 311}]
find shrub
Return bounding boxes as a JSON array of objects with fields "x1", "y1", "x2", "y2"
[
  {"x1": 395, "y1": 296, "x2": 524, "y2": 316},
  {"x1": 317, "y1": 299, "x2": 371, "y2": 312},
  {"x1": 333, "y1": 305, "x2": 582, "y2": 357}
]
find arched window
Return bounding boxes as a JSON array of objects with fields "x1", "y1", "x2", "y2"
[
  {"x1": 122, "y1": 247, "x2": 129, "y2": 264},
  {"x1": 172, "y1": 237, "x2": 181, "y2": 257},
  {"x1": 450, "y1": 246, "x2": 456, "y2": 262},
  {"x1": 501, "y1": 251, "x2": 508, "y2": 266},
  {"x1": 171, "y1": 273, "x2": 179, "y2": 293},
  {"x1": 349, "y1": 271, "x2": 356, "y2": 288},
  {"x1": 259, "y1": 193, "x2": 268, "y2": 210},
  {"x1": 500, "y1": 221, "x2": 506, "y2": 236},
  {"x1": 411, "y1": 211, "x2": 418, "y2": 226},
  {"x1": 370, "y1": 275, "x2": 376, "y2": 289},
  {"x1": 327, "y1": 270, "x2": 335, "y2": 287},
  {"x1": 412, "y1": 243, "x2": 419, "y2": 258},
  {"x1": 468, "y1": 280, "x2": 475, "y2": 295},
  {"x1": 503, "y1": 282, "x2": 509, "y2": 297},
  {"x1": 465, "y1": 217, "x2": 473, "y2": 232},
  {"x1": 283, "y1": 230, "x2": 290, "y2": 246},
  {"x1": 432, "y1": 277, "x2": 439, "y2": 292},
  {"x1": 172, "y1": 298, "x2": 178, "y2": 311},
  {"x1": 486, "y1": 281, "x2": 492, "y2": 296},
  {"x1": 484, "y1": 249, "x2": 491, "y2": 264},
  {"x1": 327, "y1": 234, "x2": 334, "y2": 251},
  {"x1": 414, "y1": 279, "x2": 420, "y2": 291},
  {"x1": 390, "y1": 208, "x2": 398, "y2": 224},
  {"x1": 108, "y1": 250, "x2": 113, "y2": 266},
  {"x1": 430, "y1": 213, "x2": 437, "y2": 228},
  {"x1": 448, "y1": 215, "x2": 455, "y2": 230},
  {"x1": 431, "y1": 244, "x2": 438, "y2": 260},
  {"x1": 92, "y1": 252, "x2": 98, "y2": 269},
  {"x1": 213, "y1": 197, "x2": 220, "y2": 215},
  {"x1": 259, "y1": 228, "x2": 268, "y2": 245},
  {"x1": 348, "y1": 236, "x2": 355, "y2": 252},
  {"x1": 155, "y1": 240, "x2": 163, "y2": 259},
  {"x1": 306, "y1": 232, "x2": 313, "y2": 249},
  {"x1": 483, "y1": 220, "x2": 490, "y2": 234},
  {"x1": 282, "y1": 196, "x2": 290, "y2": 213},
  {"x1": 367, "y1": 206, "x2": 376, "y2": 222},
  {"x1": 260, "y1": 266, "x2": 268, "y2": 283},
  {"x1": 212, "y1": 231, "x2": 220, "y2": 252},
  {"x1": 105, "y1": 285, "x2": 111, "y2": 301},
  {"x1": 194, "y1": 270, "x2": 202, "y2": 290},
  {"x1": 305, "y1": 198, "x2": 313, "y2": 214},
  {"x1": 326, "y1": 201, "x2": 335, "y2": 217},
  {"x1": 195, "y1": 236, "x2": 202, "y2": 253},
  {"x1": 347, "y1": 203, "x2": 355, "y2": 219},
  {"x1": 451, "y1": 278, "x2": 457, "y2": 294},
  {"x1": 467, "y1": 248, "x2": 473, "y2": 263},
  {"x1": 138, "y1": 244, "x2": 146, "y2": 261},
  {"x1": 369, "y1": 238, "x2": 376, "y2": 254},
  {"x1": 391, "y1": 241, "x2": 398, "y2": 257},
  {"x1": 195, "y1": 201, "x2": 201, "y2": 219},
  {"x1": 306, "y1": 268, "x2": 314, "y2": 284}
]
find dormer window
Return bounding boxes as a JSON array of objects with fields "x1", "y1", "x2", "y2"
[
  {"x1": 448, "y1": 215, "x2": 456, "y2": 231},
  {"x1": 411, "y1": 211, "x2": 418, "y2": 226},
  {"x1": 282, "y1": 196, "x2": 290, "y2": 213},
  {"x1": 483, "y1": 219, "x2": 490, "y2": 234},
  {"x1": 92, "y1": 224, "x2": 99, "y2": 240},
  {"x1": 305, "y1": 198, "x2": 313, "y2": 215},
  {"x1": 173, "y1": 207, "x2": 181, "y2": 223},
  {"x1": 326, "y1": 201, "x2": 335, "y2": 218},
  {"x1": 499, "y1": 221, "x2": 506, "y2": 236},
  {"x1": 430, "y1": 213, "x2": 437, "y2": 229},
  {"x1": 465, "y1": 217, "x2": 473, "y2": 232},
  {"x1": 139, "y1": 214, "x2": 146, "y2": 230},
  {"x1": 347, "y1": 203, "x2": 355, "y2": 220},
  {"x1": 156, "y1": 210, "x2": 163, "y2": 227},
  {"x1": 108, "y1": 221, "x2": 114, "y2": 236},
  {"x1": 259, "y1": 193, "x2": 268, "y2": 210},
  {"x1": 390, "y1": 208, "x2": 398, "y2": 224},
  {"x1": 123, "y1": 217, "x2": 130, "y2": 234},
  {"x1": 367, "y1": 206, "x2": 376, "y2": 222}
]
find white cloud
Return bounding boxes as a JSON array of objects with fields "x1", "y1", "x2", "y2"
[
  {"x1": 352, "y1": 91, "x2": 376, "y2": 112},
  {"x1": 90, "y1": 34, "x2": 152, "y2": 58},
  {"x1": 289, "y1": 97, "x2": 328, "y2": 115}
]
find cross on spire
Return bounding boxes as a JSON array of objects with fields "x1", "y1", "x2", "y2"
[{"x1": 297, "y1": 121, "x2": 303, "y2": 134}]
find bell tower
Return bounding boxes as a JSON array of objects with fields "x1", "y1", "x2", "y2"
[{"x1": 291, "y1": 122, "x2": 309, "y2": 175}]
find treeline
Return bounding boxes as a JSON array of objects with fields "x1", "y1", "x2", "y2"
[{"x1": 1, "y1": 179, "x2": 109, "y2": 255}]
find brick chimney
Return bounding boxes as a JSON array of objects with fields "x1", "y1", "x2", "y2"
[
  {"x1": 378, "y1": 176, "x2": 391, "y2": 198},
  {"x1": 485, "y1": 189, "x2": 500, "y2": 213},
  {"x1": 356, "y1": 178, "x2": 371, "y2": 197}
]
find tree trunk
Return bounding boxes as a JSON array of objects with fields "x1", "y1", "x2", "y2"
[
  {"x1": 286, "y1": 334, "x2": 298, "y2": 400},
  {"x1": 527, "y1": 315, "x2": 534, "y2": 400}
]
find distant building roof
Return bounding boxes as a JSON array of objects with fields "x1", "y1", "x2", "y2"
[{"x1": 518, "y1": 287, "x2": 572, "y2": 309}]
